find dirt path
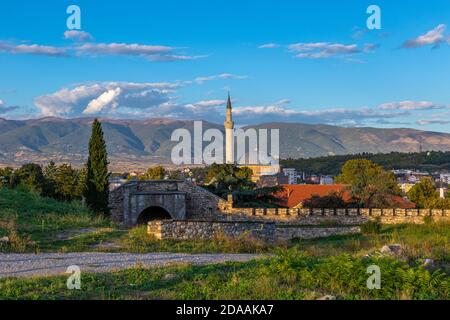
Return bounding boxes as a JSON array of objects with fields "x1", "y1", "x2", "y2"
[{"x1": 0, "y1": 253, "x2": 264, "y2": 278}]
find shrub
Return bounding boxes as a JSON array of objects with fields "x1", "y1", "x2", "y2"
[
  {"x1": 0, "y1": 213, "x2": 38, "y2": 253},
  {"x1": 360, "y1": 218, "x2": 382, "y2": 235}
]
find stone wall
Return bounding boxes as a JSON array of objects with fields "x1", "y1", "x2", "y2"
[
  {"x1": 146, "y1": 207, "x2": 449, "y2": 242},
  {"x1": 148, "y1": 220, "x2": 276, "y2": 241},
  {"x1": 177, "y1": 181, "x2": 228, "y2": 219},
  {"x1": 221, "y1": 207, "x2": 450, "y2": 225},
  {"x1": 275, "y1": 226, "x2": 361, "y2": 241},
  {"x1": 148, "y1": 220, "x2": 363, "y2": 242}
]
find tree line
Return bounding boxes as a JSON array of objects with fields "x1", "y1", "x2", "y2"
[
  {"x1": 0, "y1": 119, "x2": 110, "y2": 215},
  {"x1": 302, "y1": 159, "x2": 450, "y2": 209},
  {"x1": 282, "y1": 151, "x2": 450, "y2": 175}
]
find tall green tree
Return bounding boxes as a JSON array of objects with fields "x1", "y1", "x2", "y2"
[
  {"x1": 335, "y1": 159, "x2": 401, "y2": 208},
  {"x1": 84, "y1": 119, "x2": 110, "y2": 215}
]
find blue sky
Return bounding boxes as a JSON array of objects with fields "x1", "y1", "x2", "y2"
[{"x1": 0, "y1": 0, "x2": 450, "y2": 132}]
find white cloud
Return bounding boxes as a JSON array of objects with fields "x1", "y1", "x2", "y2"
[
  {"x1": 83, "y1": 88, "x2": 122, "y2": 114},
  {"x1": 113, "y1": 99, "x2": 228, "y2": 121},
  {"x1": 64, "y1": 30, "x2": 93, "y2": 42},
  {"x1": 74, "y1": 43, "x2": 204, "y2": 61},
  {"x1": 0, "y1": 42, "x2": 67, "y2": 56},
  {"x1": 148, "y1": 54, "x2": 207, "y2": 62},
  {"x1": 195, "y1": 73, "x2": 247, "y2": 84},
  {"x1": 402, "y1": 24, "x2": 449, "y2": 48},
  {"x1": 231, "y1": 100, "x2": 411, "y2": 126},
  {"x1": 187, "y1": 100, "x2": 225, "y2": 108},
  {"x1": 34, "y1": 82, "x2": 180, "y2": 117},
  {"x1": 258, "y1": 43, "x2": 280, "y2": 49},
  {"x1": 288, "y1": 42, "x2": 376, "y2": 59},
  {"x1": 0, "y1": 99, "x2": 20, "y2": 115},
  {"x1": 378, "y1": 101, "x2": 444, "y2": 111},
  {"x1": 0, "y1": 39, "x2": 203, "y2": 62},
  {"x1": 33, "y1": 72, "x2": 251, "y2": 118},
  {"x1": 417, "y1": 119, "x2": 450, "y2": 125},
  {"x1": 181, "y1": 100, "x2": 226, "y2": 115},
  {"x1": 75, "y1": 42, "x2": 173, "y2": 56},
  {"x1": 36, "y1": 84, "x2": 435, "y2": 126}
]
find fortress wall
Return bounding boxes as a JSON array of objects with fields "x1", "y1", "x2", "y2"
[
  {"x1": 220, "y1": 207, "x2": 450, "y2": 225},
  {"x1": 148, "y1": 220, "x2": 276, "y2": 241},
  {"x1": 147, "y1": 220, "x2": 361, "y2": 242}
]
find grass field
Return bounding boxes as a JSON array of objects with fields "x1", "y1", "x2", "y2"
[
  {"x1": 0, "y1": 188, "x2": 449, "y2": 300},
  {"x1": 1, "y1": 253, "x2": 448, "y2": 300},
  {"x1": 0, "y1": 188, "x2": 276, "y2": 254}
]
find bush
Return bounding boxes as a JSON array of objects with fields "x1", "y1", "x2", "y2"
[
  {"x1": 360, "y1": 218, "x2": 382, "y2": 235},
  {"x1": 0, "y1": 213, "x2": 38, "y2": 253},
  {"x1": 10, "y1": 164, "x2": 48, "y2": 194}
]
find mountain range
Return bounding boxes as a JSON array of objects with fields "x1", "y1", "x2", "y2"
[{"x1": 1, "y1": 117, "x2": 450, "y2": 171}]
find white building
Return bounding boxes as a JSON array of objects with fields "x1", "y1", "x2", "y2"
[
  {"x1": 283, "y1": 168, "x2": 298, "y2": 185},
  {"x1": 320, "y1": 175, "x2": 334, "y2": 185}
]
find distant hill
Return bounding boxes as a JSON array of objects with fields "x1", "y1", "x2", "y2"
[{"x1": 1, "y1": 117, "x2": 450, "y2": 171}]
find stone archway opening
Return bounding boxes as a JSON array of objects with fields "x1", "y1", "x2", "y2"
[{"x1": 137, "y1": 206, "x2": 172, "y2": 225}]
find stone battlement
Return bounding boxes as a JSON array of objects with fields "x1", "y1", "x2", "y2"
[{"x1": 220, "y1": 207, "x2": 450, "y2": 224}]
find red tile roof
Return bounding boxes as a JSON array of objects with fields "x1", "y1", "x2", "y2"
[
  {"x1": 387, "y1": 195, "x2": 416, "y2": 209},
  {"x1": 278, "y1": 184, "x2": 416, "y2": 209},
  {"x1": 278, "y1": 184, "x2": 350, "y2": 208}
]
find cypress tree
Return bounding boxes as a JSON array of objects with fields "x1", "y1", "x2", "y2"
[{"x1": 84, "y1": 119, "x2": 110, "y2": 215}]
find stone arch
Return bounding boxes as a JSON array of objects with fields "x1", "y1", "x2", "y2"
[
  {"x1": 137, "y1": 206, "x2": 172, "y2": 224},
  {"x1": 109, "y1": 180, "x2": 227, "y2": 227}
]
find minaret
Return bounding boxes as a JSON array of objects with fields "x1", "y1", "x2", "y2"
[{"x1": 224, "y1": 93, "x2": 234, "y2": 164}]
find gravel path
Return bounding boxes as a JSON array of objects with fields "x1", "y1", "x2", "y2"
[{"x1": 0, "y1": 253, "x2": 264, "y2": 279}]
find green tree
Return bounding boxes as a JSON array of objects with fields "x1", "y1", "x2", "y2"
[
  {"x1": 53, "y1": 164, "x2": 81, "y2": 201},
  {"x1": 232, "y1": 186, "x2": 283, "y2": 208},
  {"x1": 205, "y1": 164, "x2": 255, "y2": 198},
  {"x1": 44, "y1": 161, "x2": 57, "y2": 179},
  {"x1": 235, "y1": 166, "x2": 253, "y2": 181},
  {"x1": 142, "y1": 166, "x2": 166, "y2": 180},
  {"x1": 425, "y1": 198, "x2": 450, "y2": 209},
  {"x1": 10, "y1": 163, "x2": 47, "y2": 194},
  {"x1": 43, "y1": 161, "x2": 58, "y2": 197},
  {"x1": 0, "y1": 167, "x2": 14, "y2": 188},
  {"x1": 188, "y1": 167, "x2": 209, "y2": 184},
  {"x1": 76, "y1": 166, "x2": 87, "y2": 198},
  {"x1": 167, "y1": 169, "x2": 182, "y2": 180},
  {"x1": 84, "y1": 119, "x2": 110, "y2": 215},
  {"x1": 407, "y1": 178, "x2": 438, "y2": 208},
  {"x1": 335, "y1": 159, "x2": 401, "y2": 208}
]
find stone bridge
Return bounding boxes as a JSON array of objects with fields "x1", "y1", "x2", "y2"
[{"x1": 109, "y1": 180, "x2": 228, "y2": 227}]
